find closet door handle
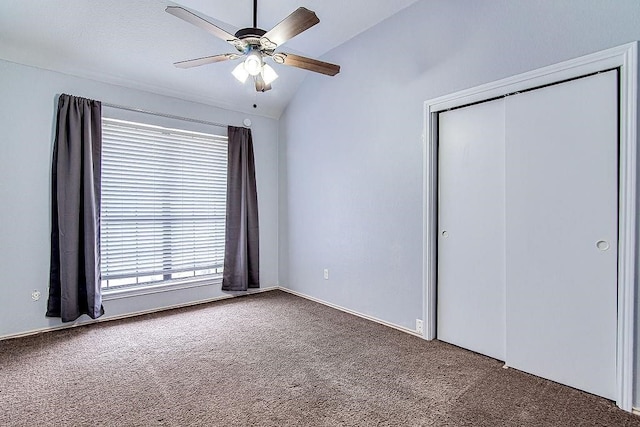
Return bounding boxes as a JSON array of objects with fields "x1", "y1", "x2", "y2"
[{"x1": 596, "y1": 240, "x2": 610, "y2": 251}]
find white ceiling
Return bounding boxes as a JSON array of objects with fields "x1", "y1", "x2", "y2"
[{"x1": 0, "y1": 0, "x2": 420, "y2": 118}]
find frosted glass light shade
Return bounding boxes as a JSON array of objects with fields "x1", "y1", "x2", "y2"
[
  {"x1": 232, "y1": 63, "x2": 249, "y2": 83},
  {"x1": 262, "y1": 64, "x2": 278, "y2": 85},
  {"x1": 244, "y1": 50, "x2": 263, "y2": 76}
]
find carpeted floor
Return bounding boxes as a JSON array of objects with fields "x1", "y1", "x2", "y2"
[{"x1": 0, "y1": 290, "x2": 638, "y2": 426}]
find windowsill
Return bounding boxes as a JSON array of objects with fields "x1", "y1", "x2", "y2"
[{"x1": 102, "y1": 275, "x2": 222, "y2": 301}]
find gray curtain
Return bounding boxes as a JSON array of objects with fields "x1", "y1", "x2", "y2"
[
  {"x1": 46, "y1": 94, "x2": 104, "y2": 322},
  {"x1": 222, "y1": 126, "x2": 260, "y2": 291}
]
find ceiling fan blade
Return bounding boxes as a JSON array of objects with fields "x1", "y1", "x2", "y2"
[
  {"x1": 255, "y1": 74, "x2": 272, "y2": 92},
  {"x1": 166, "y1": 6, "x2": 246, "y2": 50},
  {"x1": 174, "y1": 54, "x2": 239, "y2": 69},
  {"x1": 260, "y1": 7, "x2": 319, "y2": 49},
  {"x1": 275, "y1": 53, "x2": 340, "y2": 76}
]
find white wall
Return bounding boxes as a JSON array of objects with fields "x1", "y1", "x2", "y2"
[
  {"x1": 278, "y1": 0, "x2": 640, "y2": 405},
  {"x1": 0, "y1": 59, "x2": 279, "y2": 338}
]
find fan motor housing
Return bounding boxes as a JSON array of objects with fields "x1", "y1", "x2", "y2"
[
  {"x1": 235, "y1": 27, "x2": 275, "y2": 53},
  {"x1": 235, "y1": 27, "x2": 266, "y2": 39}
]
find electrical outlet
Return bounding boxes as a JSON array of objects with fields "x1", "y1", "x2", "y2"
[
  {"x1": 31, "y1": 290, "x2": 41, "y2": 301},
  {"x1": 416, "y1": 319, "x2": 424, "y2": 334},
  {"x1": 323, "y1": 269, "x2": 329, "y2": 280}
]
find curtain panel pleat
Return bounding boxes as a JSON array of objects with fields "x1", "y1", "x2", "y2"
[
  {"x1": 47, "y1": 94, "x2": 104, "y2": 322},
  {"x1": 222, "y1": 126, "x2": 260, "y2": 291}
]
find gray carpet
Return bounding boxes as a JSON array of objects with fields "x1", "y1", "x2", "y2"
[{"x1": 1, "y1": 290, "x2": 638, "y2": 426}]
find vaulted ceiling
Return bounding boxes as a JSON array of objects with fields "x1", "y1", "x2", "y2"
[{"x1": 0, "y1": 0, "x2": 420, "y2": 118}]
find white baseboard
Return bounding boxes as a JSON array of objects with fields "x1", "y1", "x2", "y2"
[
  {"x1": 3, "y1": 286, "x2": 418, "y2": 342},
  {"x1": 633, "y1": 407, "x2": 640, "y2": 416},
  {"x1": 0, "y1": 286, "x2": 279, "y2": 342},
  {"x1": 277, "y1": 287, "x2": 421, "y2": 337}
]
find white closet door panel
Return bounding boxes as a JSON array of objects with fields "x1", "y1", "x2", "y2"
[
  {"x1": 505, "y1": 71, "x2": 618, "y2": 399},
  {"x1": 437, "y1": 98, "x2": 506, "y2": 361}
]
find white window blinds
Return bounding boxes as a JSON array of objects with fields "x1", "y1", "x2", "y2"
[{"x1": 100, "y1": 118, "x2": 228, "y2": 290}]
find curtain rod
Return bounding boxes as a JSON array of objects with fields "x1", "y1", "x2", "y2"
[{"x1": 102, "y1": 102, "x2": 230, "y2": 129}]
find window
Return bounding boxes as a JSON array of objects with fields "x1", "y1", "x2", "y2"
[{"x1": 100, "y1": 118, "x2": 227, "y2": 291}]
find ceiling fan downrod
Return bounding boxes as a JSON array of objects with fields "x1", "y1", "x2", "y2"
[{"x1": 253, "y1": 0, "x2": 257, "y2": 28}]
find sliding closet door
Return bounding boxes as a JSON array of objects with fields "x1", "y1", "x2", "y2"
[
  {"x1": 504, "y1": 71, "x2": 618, "y2": 399},
  {"x1": 437, "y1": 99, "x2": 506, "y2": 361}
]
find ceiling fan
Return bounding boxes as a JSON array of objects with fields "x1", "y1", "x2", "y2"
[{"x1": 166, "y1": 0, "x2": 341, "y2": 92}]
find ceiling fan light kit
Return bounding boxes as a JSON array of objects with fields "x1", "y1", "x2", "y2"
[{"x1": 166, "y1": 0, "x2": 340, "y2": 92}]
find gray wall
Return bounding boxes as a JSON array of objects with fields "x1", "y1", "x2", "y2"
[
  {"x1": 277, "y1": 0, "x2": 640, "y2": 405},
  {"x1": 0, "y1": 59, "x2": 279, "y2": 338}
]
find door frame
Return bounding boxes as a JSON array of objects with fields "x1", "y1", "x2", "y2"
[{"x1": 422, "y1": 42, "x2": 638, "y2": 411}]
